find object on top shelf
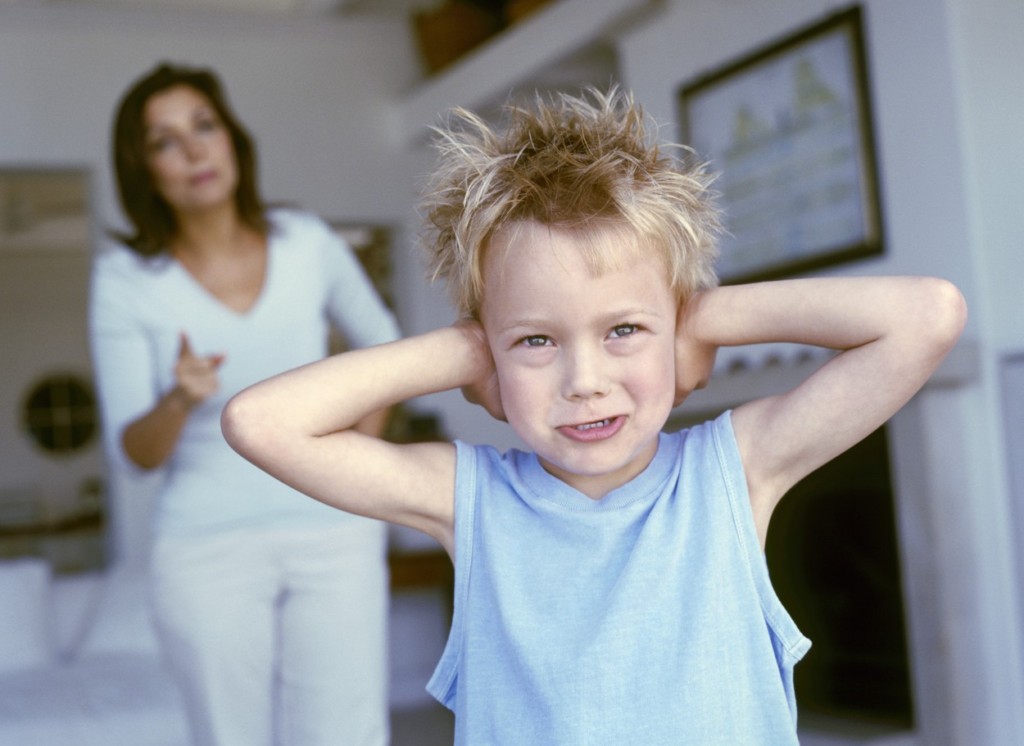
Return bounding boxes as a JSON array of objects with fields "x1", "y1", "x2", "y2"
[
  {"x1": 414, "y1": 0, "x2": 558, "y2": 74},
  {"x1": 504, "y1": 0, "x2": 554, "y2": 23},
  {"x1": 415, "y1": 1, "x2": 503, "y2": 74}
]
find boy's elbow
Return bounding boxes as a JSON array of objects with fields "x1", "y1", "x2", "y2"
[
  {"x1": 913, "y1": 276, "x2": 967, "y2": 354},
  {"x1": 928, "y1": 276, "x2": 968, "y2": 343},
  {"x1": 221, "y1": 391, "x2": 266, "y2": 459}
]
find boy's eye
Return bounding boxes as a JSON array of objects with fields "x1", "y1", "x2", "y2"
[
  {"x1": 609, "y1": 324, "x2": 639, "y2": 339},
  {"x1": 519, "y1": 335, "x2": 552, "y2": 348}
]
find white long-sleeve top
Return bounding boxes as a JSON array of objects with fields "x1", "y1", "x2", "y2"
[{"x1": 89, "y1": 209, "x2": 401, "y2": 537}]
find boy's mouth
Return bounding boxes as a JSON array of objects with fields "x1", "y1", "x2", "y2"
[{"x1": 558, "y1": 416, "x2": 624, "y2": 442}]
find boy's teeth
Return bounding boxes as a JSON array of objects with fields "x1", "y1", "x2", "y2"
[{"x1": 576, "y1": 419, "x2": 610, "y2": 431}]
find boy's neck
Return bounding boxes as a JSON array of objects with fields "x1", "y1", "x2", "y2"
[{"x1": 538, "y1": 435, "x2": 662, "y2": 500}]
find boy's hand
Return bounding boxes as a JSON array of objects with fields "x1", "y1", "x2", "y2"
[
  {"x1": 455, "y1": 319, "x2": 505, "y2": 422},
  {"x1": 675, "y1": 293, "x2": 718, "y2": 407}
]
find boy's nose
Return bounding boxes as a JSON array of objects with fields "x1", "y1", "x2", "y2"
[{"x1": 563, "y1": 346, "x2": 610, "y2": 400}]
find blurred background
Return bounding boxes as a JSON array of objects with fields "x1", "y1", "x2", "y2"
[{"x1": 0, "y1": 1, "x2": 1021, "y2": 744}]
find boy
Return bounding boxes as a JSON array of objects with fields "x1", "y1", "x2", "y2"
[{"x1": 222, "y1": 88, "x2": 965, "y2": 744}]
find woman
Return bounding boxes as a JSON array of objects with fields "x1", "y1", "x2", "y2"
[{"x1": 89, "y1": 63, "x2": 400, "y2": 745}]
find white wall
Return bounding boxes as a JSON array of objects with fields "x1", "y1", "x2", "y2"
[
  {"x1": 945, "y1": 0, "x2": 1024, "y2": 352},
  {"x1": 942, "y1": 1, "x2": 1024, "y2": 741}
]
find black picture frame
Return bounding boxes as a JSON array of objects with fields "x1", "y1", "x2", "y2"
[{"x1": 678, "y1": 6, "x2": 883, "y2": 283}]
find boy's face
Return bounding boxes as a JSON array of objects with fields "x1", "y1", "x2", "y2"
[{"x1": 480, "y1": 221, "x2": 678, "y2": 499}]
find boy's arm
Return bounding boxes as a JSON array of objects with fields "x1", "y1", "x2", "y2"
[
  {"x1": 680, "y1": 276, "x2": 966, "y2": 546},
  {"x1": 221, "y1": 324, "x2": 494, "y2": 555}
]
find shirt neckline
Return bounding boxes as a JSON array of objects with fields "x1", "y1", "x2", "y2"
[
  {"x1": 514, "y1": 431, "x2": 677, "y2": 512},
  {"x1": 169, "y1": 232, "x2": 275, "y2": 321}
]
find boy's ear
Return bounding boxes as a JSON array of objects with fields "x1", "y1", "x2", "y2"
[
  {"x1": 454, "y1": 318, "x2": 506, "y2": 422},
  {"x1": 674, "y1": 340, "x2": 716, "y2": 406},
  {"x1": 674, "y1": 296, "x2": 717, "y2": 406},
  {"x1": 462, "y1": 379, "x2": 506, "y2": 423}
]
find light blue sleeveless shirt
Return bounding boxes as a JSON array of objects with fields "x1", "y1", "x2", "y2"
[{"x1": 427, "y1": 411, "x2": 810, "y2": 745}]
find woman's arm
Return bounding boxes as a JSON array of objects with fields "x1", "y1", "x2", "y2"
[
  {"x1": 221, "y1": 322, "x2": 494, "y2": 553},
  {"x1": 120, "y1": 387, "x2": 193, "y2": 469},
  {"x1": 89, "y1": 256, "x2": 210, "y2": 472},
  {"x1": 680, "y1": 276, "x2": 967, "y2": 544}
]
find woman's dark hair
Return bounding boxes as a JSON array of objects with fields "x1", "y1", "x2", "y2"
[{"x1": 111, "y1": 62, "x2": 269, "y2": 256}]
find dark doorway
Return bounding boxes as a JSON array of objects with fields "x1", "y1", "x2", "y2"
[{"x1": 766, "y1": 426, "x2": 913, "y2": 726}]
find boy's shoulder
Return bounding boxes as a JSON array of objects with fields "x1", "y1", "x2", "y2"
[{"x1": 451, "y1": 439, "x2": 520, "y2": 478}]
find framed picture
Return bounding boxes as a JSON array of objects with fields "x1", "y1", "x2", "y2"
[{"x1": 678, "y1": 6, "x2": 883, "y2": 283}]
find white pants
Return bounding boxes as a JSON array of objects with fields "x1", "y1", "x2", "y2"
[{"x1": 151, "y1": 519, "x2": 389, "y2": 746}]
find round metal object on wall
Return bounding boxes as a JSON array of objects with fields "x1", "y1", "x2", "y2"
[{"x1": 21, "y1": 373, "x2": 98, "y2": 455}]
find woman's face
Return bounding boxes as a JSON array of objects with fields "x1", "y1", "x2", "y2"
[{"x1": 142, "y1": 84, "x2": 239, "y2": 216}]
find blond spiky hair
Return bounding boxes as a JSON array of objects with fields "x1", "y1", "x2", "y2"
[{"x1": 420, "y1": 86, "x2": 720, "y2": 316}]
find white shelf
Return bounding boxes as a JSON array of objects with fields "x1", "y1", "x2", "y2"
[{"x1": 398, "y1": 0, "x2": 656, "y2": 143}]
